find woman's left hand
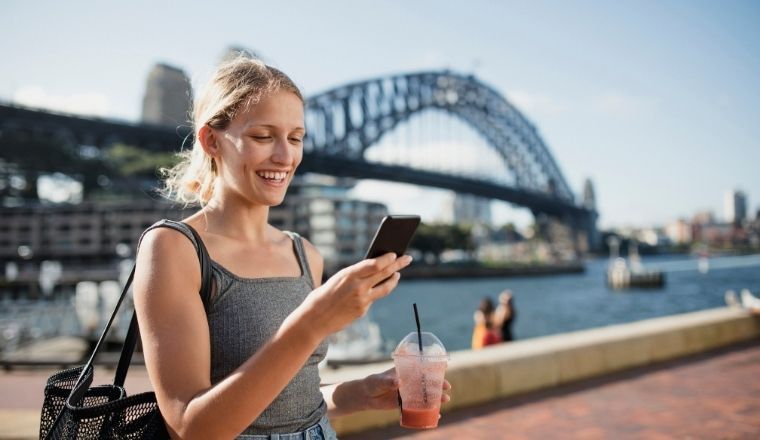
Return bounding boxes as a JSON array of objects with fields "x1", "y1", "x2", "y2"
[{"x1": 361, "y1": 367, "x2": 451, "y2": 411}]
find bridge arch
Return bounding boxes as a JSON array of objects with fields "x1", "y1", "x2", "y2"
[{"x1": 304, "y1": 71, "x2": 574, "y2": 203}]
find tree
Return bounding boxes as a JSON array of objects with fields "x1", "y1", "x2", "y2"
[{"x1": 410, "y1": 223, "x2": 474, "y2": 263}]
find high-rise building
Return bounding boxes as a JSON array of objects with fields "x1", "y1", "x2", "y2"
[
  {"x1": 582, "y1": 178, "x2": 596, "y2": 210},
  {"x1": 724, "y1": 190, "x2": 747, "y2": 225},
  {"x1": 449, "y1": 194, "x2": 491, "y2": 226},
  {"x1": 141, "y1": 63, "x2": 193, "y2": 127}
]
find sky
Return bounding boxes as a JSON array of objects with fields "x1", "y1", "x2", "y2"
[{"x1": 2, "y1": 0, "x2": 759, "y2": 229}]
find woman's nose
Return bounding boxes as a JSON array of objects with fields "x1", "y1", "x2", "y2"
[{"x1": 271, "y1": 137, "x2": 292, "y2": 164}]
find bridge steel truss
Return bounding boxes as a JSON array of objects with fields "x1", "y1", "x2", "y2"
[
  {"x1": 301, "y1": 71, "x2": 587, "y2": 219},
  {"x1": 0, "y1": 71, "x2": 599, "y2": 247}
]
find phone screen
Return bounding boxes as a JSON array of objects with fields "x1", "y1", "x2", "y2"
[{"x1": 365, "y1": 215, "x2": 421, "y2": 259}]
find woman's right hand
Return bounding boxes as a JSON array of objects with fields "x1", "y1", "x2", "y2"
[{"x1": 304, "y1": 252, "x2": 413, "y2": 338}]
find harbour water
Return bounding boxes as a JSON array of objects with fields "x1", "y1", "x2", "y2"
[
  {"x1": 371, "y1": 254, "x2": 760, "y2": 353},
  {"x1": 2, "y1": 254, "x2": 759, "y2": 360}
]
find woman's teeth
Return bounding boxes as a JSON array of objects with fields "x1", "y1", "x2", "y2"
[{"x1": 256, "y1": 171, "x2": 287, "y2": 181}]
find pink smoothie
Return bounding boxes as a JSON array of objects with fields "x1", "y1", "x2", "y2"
[{"x1": 401, "y1": 407, "x2": 440, "y2": 429}]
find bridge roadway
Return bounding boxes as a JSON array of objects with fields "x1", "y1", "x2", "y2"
[{"x1": 0, "y1": 341, "x2": 757, "y2": 439}]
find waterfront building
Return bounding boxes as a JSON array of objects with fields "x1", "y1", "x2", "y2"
[
  {"x1": 0, "y1": 175, "x2": 388, "y2": 294},
  {"x1": 280, "y1": 175, "x2": 388, "y2": 274},
  {"x1": 665, "y1": 219, "x2": 692, "y2": 244},
  {"x1": 724, "y1": 190, "x2": 747, "y2": 225},
  {"x1": 691, "y1": 210, "x2": 715, "y2": 226},
  {"x1": 141, "y1": 63, "x2": 193, "y2": 127},
  {"x1": 637, "y1": 227, "x2": 669, "y2": 247},
  {"x1": 0, "y1": 202, "x2": 194, "y2": 265},
  {"x1": 448, "y1": 193, "x2": 492, "y2": 226}
]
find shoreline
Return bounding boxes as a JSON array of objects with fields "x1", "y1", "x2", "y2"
[
  {"x1": 400, "y1": 261, "x2": 585, "y2": 279},
  {"x1": 324, "y1": 261, "x2": 585, "y2": 280}
]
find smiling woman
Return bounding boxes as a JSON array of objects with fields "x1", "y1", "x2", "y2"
[{"x1": 132, "y1": 56, "x2": 447, "y2": 439}]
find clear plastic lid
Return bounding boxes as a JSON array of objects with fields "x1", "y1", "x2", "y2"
[{"x1": 392, "y1": 331, "x2": 448, "y2": 359}]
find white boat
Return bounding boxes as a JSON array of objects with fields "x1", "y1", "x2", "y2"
[{"x1": 606, "y1": 238, "x2": 664, "y2": 289}]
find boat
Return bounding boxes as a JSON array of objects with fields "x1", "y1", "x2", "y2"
[{"x1": 605, "y1": 237, "x2": 664, "y2": 289}]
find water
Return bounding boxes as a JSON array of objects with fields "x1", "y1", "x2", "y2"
[{"x1": 371, "y1": 254, "x2": 760, "y2": 353}]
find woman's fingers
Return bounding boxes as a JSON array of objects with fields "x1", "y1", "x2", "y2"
[
  {"x1": 364, "y1": 370, "x2": 399, "y2": 396},
  {"x1": 367, "y1": 254, "x2": 413, "y2": 288},
  {"x1": 368, "y1": 272, "x2": 400, "y2": 301},
  {"x1": 440, "y1": 379, "x2": 452, "y2": 403},
  {"x1": 353, "y1": 253, "x2": 397, "y2": 277}
]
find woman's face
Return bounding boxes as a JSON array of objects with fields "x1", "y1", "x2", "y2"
[{"x1": 213, "y1": 89, "x2": 305, "y2": 206}]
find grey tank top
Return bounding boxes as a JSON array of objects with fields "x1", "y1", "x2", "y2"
[{"x1": 170, "y1": 222, "x2": 328, "y2": 435}]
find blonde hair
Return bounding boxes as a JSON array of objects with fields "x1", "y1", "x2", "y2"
[{"x1": 160, "y1": 56, "x2": 303, "y2": 205}]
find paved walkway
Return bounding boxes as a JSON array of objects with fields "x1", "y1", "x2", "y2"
[
  {"x1": 345, "y1": 341, "x2": 760, "y2": 439},
  {"x1": 2, "y1": 342, "x2": 758, "y2": 439}
]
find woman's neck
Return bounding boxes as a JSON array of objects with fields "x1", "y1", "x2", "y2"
[{"x1": 197, "y1": 196, "x2": 272, "y2": 244}]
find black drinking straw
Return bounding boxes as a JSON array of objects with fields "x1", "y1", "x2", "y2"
[
  {"x1": 413, "y1": 303, "x2": 423, "y2": 353},
  {"x1": 413, "y1": 303, "x2": 428, "y2": 404}
]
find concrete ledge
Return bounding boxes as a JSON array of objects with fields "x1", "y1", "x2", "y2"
[{"x1": 323, "y1": 307, "x2": 760, "y2": 436}]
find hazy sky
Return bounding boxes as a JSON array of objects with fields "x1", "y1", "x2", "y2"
[{"x1": 2, "y1": 0, "x2": 759, "y2": 229}]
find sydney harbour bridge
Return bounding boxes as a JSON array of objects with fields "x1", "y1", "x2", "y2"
[{"x1": 0, "y1": 70, "x2": 599, "y2": 249}]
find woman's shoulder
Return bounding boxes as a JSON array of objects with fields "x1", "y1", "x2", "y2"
[
  {"x1": 274, "y1": 226, "x2": 324, "y2": 286},
  {"x1": 274, "y1": 227, "x2": 322, "y2": 262},
  {"x1": 298, "y1": 236, "x2": 323, "y2": 262},
  {"x1": 138, "y1": 223, "x2": 199, "y2": 269}
]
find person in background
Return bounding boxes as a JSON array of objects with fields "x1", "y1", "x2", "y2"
[
  {"x1": 493, "y1": 289, "x2": 516, "y2": 342},
  {"x1": 472, "y1": 297, "x2": 501, "y2": 349}
]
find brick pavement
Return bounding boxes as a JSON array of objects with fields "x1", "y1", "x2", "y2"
[
  {"x1": 345, "y1": 341, "x2": 760, "y2": 439},
  {"x1": 2, "y1": 342, "x2": 758, "y2": 439}
]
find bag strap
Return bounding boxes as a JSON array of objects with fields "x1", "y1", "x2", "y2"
[
  {"x1": 69, "y1": 220, "x2": 212, "y2": 400},
  {"x1": 114, "y1": 220, "x2": 212, "y2": 387}
]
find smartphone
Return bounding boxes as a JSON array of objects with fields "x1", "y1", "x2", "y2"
[{"x1": 365, "y1": 215, "x2": 421, "y2": 259}]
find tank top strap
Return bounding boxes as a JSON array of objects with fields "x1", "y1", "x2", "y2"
[
  {"x1": 138, "y1": 219, "x2": 213, "y2": 311},
  {"x1": 283, "y1": 231, "x2": 314, "y2": 288}
]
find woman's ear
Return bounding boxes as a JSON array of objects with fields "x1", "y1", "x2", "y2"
[{"x1": 198, "y1": 125, "x2": 220, "y2": 158}]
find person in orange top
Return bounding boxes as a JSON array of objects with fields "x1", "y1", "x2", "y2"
[{"x1": 472, "y1": 297, "x2": 502, "y2": 349}]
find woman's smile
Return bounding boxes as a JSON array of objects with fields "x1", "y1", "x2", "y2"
[{"x1": 255, "y1": 169, "x2": 290, "y2": 187}]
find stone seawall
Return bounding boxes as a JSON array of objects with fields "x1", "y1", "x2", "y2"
[{"x1": 320, "y1": 307, "x2": 760, "y2": 436}]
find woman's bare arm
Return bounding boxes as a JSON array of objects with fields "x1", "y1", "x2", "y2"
[{"x1": 134, "y1": 228, "x2": 409, "y2": 439}]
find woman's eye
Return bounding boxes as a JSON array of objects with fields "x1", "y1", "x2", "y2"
[
  {"x1": 252, "y1": 136, "x2": 272, "y2": 141},
  {"x1": 289, "y1": 137, "x2": 303, "y2": 143}
]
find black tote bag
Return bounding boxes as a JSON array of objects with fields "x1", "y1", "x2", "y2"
[{"x1": 39, "y1": 220, "x2": 213, "y2": 439}]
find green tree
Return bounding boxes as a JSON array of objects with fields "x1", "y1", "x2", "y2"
[{"x1": 410, "y1": 223, "x2": 475, "y2": 263}]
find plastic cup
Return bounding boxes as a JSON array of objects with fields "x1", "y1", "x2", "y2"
[{"x1": 392, "y1": 332, "x2": 449, "y2": 429}]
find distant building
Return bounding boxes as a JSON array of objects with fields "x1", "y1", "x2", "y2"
[
  {"x1": 691, "y1": 210, "x2": 715, "y2": 226},
  {"x1": 141, "y1": 63, "x2": 193, "y2": 127},
  {"x1": 582, "y1": 178, "x2": 596, "y2": 210},
  {"x1": 0, "y1": 202, "x2": 194, "y2": 265},
  {"x1": 724, "y1": 190, "x2": 747, "y2": 225},
  {"x1": 276, "y1": 175, "x2": 388, "y2": 273},
  {"x1": 449, "y1": 194, "x2": 491, "y2": 226},
  {"x1": 637, "y1": 227, "x2": 669, "y2": 247},
  {"x1": 0, "y1": 179, "x2": 388, "y2": 295},
  {"x1": 665, "y1": 218, "x2": 692, "y2": 244}
]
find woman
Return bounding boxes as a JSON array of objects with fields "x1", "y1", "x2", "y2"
[
  {"x1": 133, "y1": 57, "x2": 449, "y2": 439},
  {"x1": 471, "y1": 297, "x2": 501, "y2": 349},
  {"x1": 493, "y1": 290, "x2": 516, "y2": 342}
]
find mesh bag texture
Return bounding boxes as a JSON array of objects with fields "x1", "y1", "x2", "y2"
[
  {"x1": 38, "y1": 221, "x2": 209, "y2": 439},
  {"x1": 39, "y1": 366, "x2": 168, "y2": 439}
]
